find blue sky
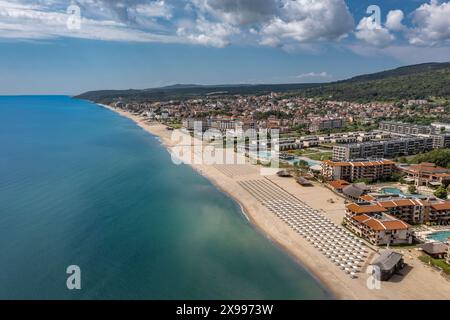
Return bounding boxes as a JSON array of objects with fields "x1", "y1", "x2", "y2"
[{"x1": 0, "y1": 0, "x2": 450, "y2": 95}]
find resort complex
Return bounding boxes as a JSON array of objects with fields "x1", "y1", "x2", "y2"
[
  {"x1": 5, "y1": 0, "x2": 450, "y2": 305},
  {"x1": 103, "y1": 90, "x2": 450, "y2": 295}
]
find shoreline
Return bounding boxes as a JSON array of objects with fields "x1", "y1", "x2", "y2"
[
  {"x1": 96, "y1": 102, "x2": 450, "y2": 300},
  {"x1": 96, "y1": 103, "x2": 339, "y2": 298}
]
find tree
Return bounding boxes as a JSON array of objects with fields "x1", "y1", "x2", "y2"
[
  {"x1": 294, "y1": 160, "x2": 310, "y2": 176},
  {"x1": 408, "y1": 185, "x2": 417, "y2": 194},
  {"x1": 398, "y1": 156, "x2": 408, "y2": 164},
  {"x1": 434, "y1": 185, "x2": 448, "y2": 199},
  {"x1": 297, "y1": 160, "x2": 310, "y2": 169}
]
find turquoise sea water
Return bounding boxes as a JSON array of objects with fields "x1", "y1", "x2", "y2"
[{"x1": 0, "y1": 96, "x2": 330, "y2": 299}]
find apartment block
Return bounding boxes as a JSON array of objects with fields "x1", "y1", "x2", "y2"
[
  {"x1": 210, "y1": 119, "x2": 237, "y2": 132},
  {"x1": 349, "y1": 197, "x2": 450, "y2": 225},
  {"x1": 182, "y1": 118, "x2": 210, "y2": 132},
  {"x1": 345, "y1": 203, "x2": 412, "y2": 245},
  {"x1": 379, "y1": 121, "x2": 434, "y2": 135},
  {"x1": 322, "y1": 159, "x2": 396, "y2": 182},
  {"x1": 332, "y1": 137, "x2": 434, "y2": 161},
  {"x1": 430, "y1": 134, "x2": 450, "y2": 149},
  {"x1": 309, "y1": 117, "x2": 345, "y2": 132}
]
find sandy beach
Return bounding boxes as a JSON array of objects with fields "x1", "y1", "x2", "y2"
[{"x1": 99, "y1": 103, "x2": 450, "y2": 300}]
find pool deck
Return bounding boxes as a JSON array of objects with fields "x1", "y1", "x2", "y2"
[{"x1": 414, "y1": 227, "x2": 450, "y2": 243}]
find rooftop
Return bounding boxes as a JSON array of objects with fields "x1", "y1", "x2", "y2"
[
  {"x1": 328, "y1": 179, "x2": 351, "y2": 190},
  {"x1": 351, "y1": 213, "x2": 410, "y2": 231},
  {"x1": 372, "y1": 250, "x2": 404, "y2": 271},
  {"x1": 347, "y1": 203, "x2": 387, "y2": 214},
  {"x1": 405, "y1": 163, "x2": 450, "y2": 174},
  {"x1": 420, "y1": 242, "x2": 448, "y2": 254},
  {"x1": 323, "y1": 159, "x2": 395, "y2": 167}
]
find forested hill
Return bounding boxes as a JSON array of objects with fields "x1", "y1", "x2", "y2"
[
  {"x1": 75, "y1": 62, "x2": 450, "y2": 103},
  {"x1": 74, "y1": 83, "x2": 320, "y2": 104},
  {"x1": 295, "y1": 62, "x2": 450, "y2": 102}
]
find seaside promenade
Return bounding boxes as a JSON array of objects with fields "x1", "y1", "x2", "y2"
[{"x1": 101, "y1": 104, "x2": 450, "y2": 300}]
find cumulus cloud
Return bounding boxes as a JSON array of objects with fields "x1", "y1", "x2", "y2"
[
  {"x1": 259, "y1": 0, "x2": 354, "y2": 46},
  {"x1": 176, "y1": 16, "x2": 237, "y2": 47},
  {"x1": 409, "y1": 0, "x2": 450, "y2": 45},
  {"x1": 355, "y1": 16, "x2": 395, "y2": 48},
  {"x1": 191, "y1": 0, "x2": 276, "y2": 26},
  {"x1": 184, "y1": 0, "x2": 354, "y2": 48},
  {"x1": 0, "y1": 0, "x2": 357, "y2": 49},
  {"x1": 385, "y1": 9, "x2": 406, "y2": 31},
  {"x1": 3, "y1": 0, "x2": 450, "y2": 51}
]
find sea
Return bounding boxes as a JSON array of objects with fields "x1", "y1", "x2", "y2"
[{"x1": 0, "y1": 95, "x2": 331, "y2": 299}]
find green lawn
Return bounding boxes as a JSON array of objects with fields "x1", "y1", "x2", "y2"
[
  {"x1": 307, "y1": 152, "x2": 332, "y2": 161},
  {"x1": 419, "y1": 255, "x2": 450, "y2": 275}
]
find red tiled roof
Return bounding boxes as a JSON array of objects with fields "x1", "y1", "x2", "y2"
[
  {"x1": 323, "y1": 160, "x2": 395, "y2": 167},
  {"x1": 365, "y1": 219, "x2": 386, "y2": 231},
  {"x1": 378, "y1": 199, "x2": 421, "y2": 208},
  {"x1": 382, "y1": 220, "x2": 410, "y2": 230},
  {"x1": 351, "y1": 214, "x2": 410, "y2": 231},
  {"x1": 360, "y1": 194, "x2": 376, "y2": 202},
  {"x1": 431, "y1": 202, "x2": 450, "y2": 211},
  {"x1": 352, "y1": 214, "x2": 370, "y2": 223},
  {"x1": 407, "y1": 163, "x2": 450, "y2": 174},
  {"x1": 347, "y1": 203, "x2": 387, "y2": 214},
  {"x1": 328, "y1": 179, "x2": 351, "y2": 190}
]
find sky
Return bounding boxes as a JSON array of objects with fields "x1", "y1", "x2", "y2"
[{"x1": 1, "y1": 0, "x2": 450, "y2": 95}]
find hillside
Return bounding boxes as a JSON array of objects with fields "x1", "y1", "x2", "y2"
[
  {"x1": 296, "y1": 62, "x2": 450, "y2": 102},
  {"x1": 75, "y1": 62, "x2": 450, "y2": 103},
  {"x1": 74, "y1": 83, "x2": 320, "y2": 104}
]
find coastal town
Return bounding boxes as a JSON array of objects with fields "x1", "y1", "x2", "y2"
[{"x1": 101, "y1": 91, "x2": 450, "y2": 299}]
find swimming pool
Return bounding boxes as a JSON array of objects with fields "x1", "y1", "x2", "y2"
[
  {"x1": 250, "y1": 152, "x2": 321, "y2": 167},
  {"x1": 382, "y1": 187, "x2": 404, "y2": 195},
  {"x1": 427, "y1": 231, "x2": 450, "y2": 242},
  {"x1": 381, "y1": 187, "x2": 426, "y2": 199}
]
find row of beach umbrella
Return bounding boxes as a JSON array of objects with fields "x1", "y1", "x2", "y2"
[{"x1": 239, "y1": 179, "x2": 369, "y2": 279}]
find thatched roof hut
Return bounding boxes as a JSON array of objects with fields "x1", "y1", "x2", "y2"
[
  {"x1": 277, "y1": 170, "x2": 292, "y2": 178},
  {"x1": 296, "y1": 177, "x2": 313, "y2": 186}
]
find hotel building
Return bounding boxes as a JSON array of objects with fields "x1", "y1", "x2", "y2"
[
  {"x1": 348, "y1": 197, "x2": 450, "y2": 226},
  {"x1": 345, "y1": 203, "x2": 412, "y2": 245},
  {"x1": 430, "y1": 134, "x2": 450, "y2": 149},
  {"x1": 400, "y1": 162, "x2": 450, "y2": 187},
  {"x1": 332, "y1": 137, "x2": 434, "y2": 161},
  {"x1": 379, "y1": 121, "x2": 434, "y2": 135},
  {"x1": 322, "y1": 159, "x2": 396, "y2": 182},
  {"x1": 309, "y1": 117, "x2": 345, "y2": 132}
]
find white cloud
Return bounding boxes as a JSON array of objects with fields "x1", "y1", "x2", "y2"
[
  {"x1": 259, "y1": 0, "x2": 354, "y2": 46},
  {"x1": 191, "y1": 0, "x2": 276, "y2": 26},
  {"x1": 355, "y1": 16, "x2": 395, "y2": 48},
  {"x1": 296, "y1": 72, "x2": 331, "y2": 79},
  {"x1": 409, "y1": 0, "x2": 450, "y2": 45},
  {"x1": 3, "y1": 0, "x2": 450, "y2": 52},
  {"x1": 134, "y1": 1, "x2": 172, "y2": 19},
  {"x1": 176, "y1": 17, "x2": 237, "y2": 47},
  {"x1": 0, "y1": 0, "x2": 180, "y2": 42},
  {"x1": 385, "y1": 10, "x2": 406, "y2": 32}
]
